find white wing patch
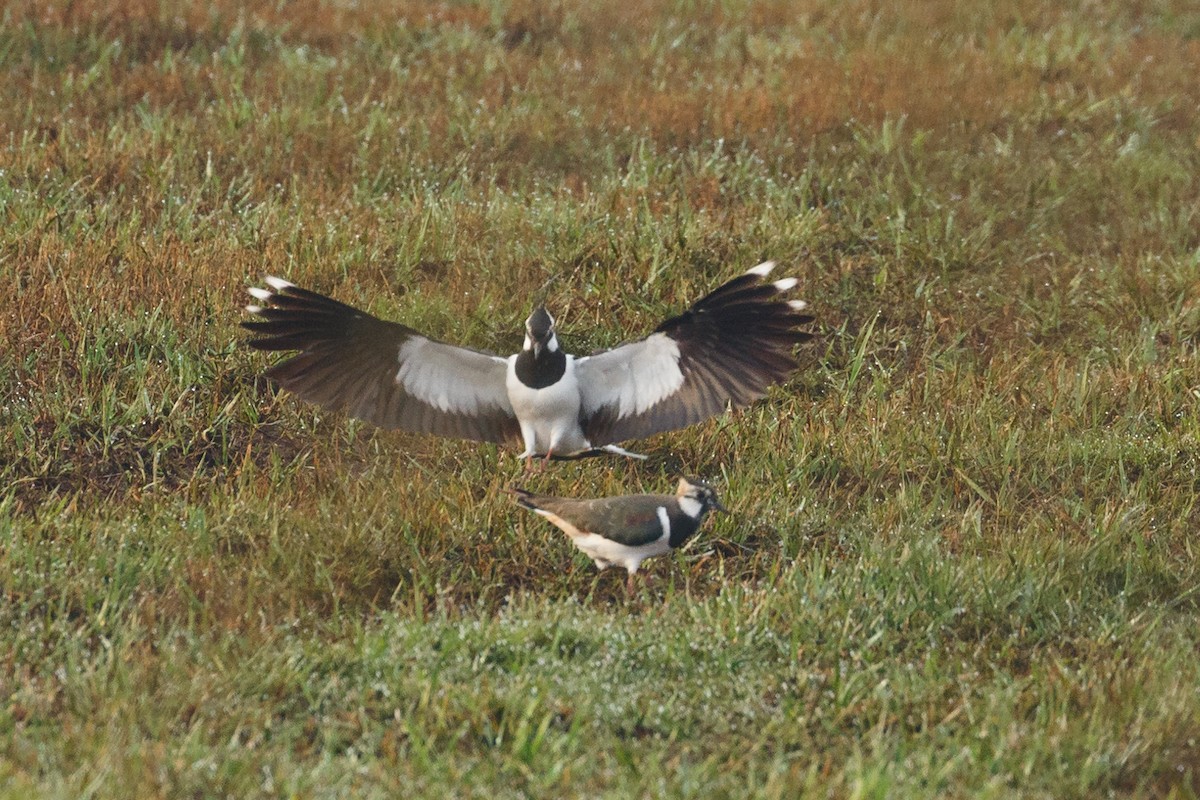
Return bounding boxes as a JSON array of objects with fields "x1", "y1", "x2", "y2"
[
  {"x1": 576, "y1": 333, "x2": 685, "y2": 418},
  {"x1": 394, "y1": 336, "x2": 511, "y2": 415}
]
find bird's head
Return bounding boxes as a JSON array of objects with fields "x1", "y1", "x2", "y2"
[
  {"x1": 676, "y1": 477, "x2": 728, "y2": 516},
  {"x1": 524, "y1": 306, "x2": 558, "y2": 357}
]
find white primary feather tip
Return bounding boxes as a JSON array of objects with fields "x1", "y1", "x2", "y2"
[
  {"x1": 745, "y1": 261, "x2": 776, "y2": 277},
  {"x1": 245, "y1": 304, "x2": 263, "y2": 314},
  {"x1": 772, "y1": 277, "x2": 799, "y2": 292},
  {"x1": 248, "y1": 286, "x2": 272, "y2": 301},
  {"x1": 788, "y1": 300, "x2": 809, "y2": 311},
  {"x1": 264, "y1": 276, "x2": 294, "y2": 291},
  {"x1": 600, "y1": 444, "x2": 649, "y2": 459}
]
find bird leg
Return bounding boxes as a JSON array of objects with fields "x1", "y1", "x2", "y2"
[
  {"x1": 520, "y1": 449, "x2": 553, "y2": 472},
  {"x1": 521, "y1": 451, "x2": 547, "y2": 472},
  {"x1": 626, "y1": 571, "x2": 637, "y2": 596}
]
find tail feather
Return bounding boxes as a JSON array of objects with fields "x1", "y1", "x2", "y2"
[{"x1": 508, "y1": 486, "x2": 544, "y2": 512}]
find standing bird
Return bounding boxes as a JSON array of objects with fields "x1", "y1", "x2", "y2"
[
  {"x1": 241, "y1": 262, "x2": 813, "y2": 462},
  {"x1": 509, "y1": 478, "x2": 727, "y2": 592}
]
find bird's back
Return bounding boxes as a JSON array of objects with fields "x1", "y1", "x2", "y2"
[{"x1": 511, "y1": 489, "x2": 674, "y2": 547}]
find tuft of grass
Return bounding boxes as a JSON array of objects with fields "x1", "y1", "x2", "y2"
[{"x1": 2, "y1": 1, "x2": 1200, "y2": 797}]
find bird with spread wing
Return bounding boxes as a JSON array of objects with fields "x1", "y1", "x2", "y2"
[{"x1": 241, "y1": 261, "x2": 814, "y2": 462}]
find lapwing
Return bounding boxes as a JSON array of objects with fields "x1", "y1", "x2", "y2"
[
  {"x1": 241, "y1": 262, "x2": 813, "y2": 463},
  {"x1": 509, "y1": 478, "x2": 727, "y2": 592}
]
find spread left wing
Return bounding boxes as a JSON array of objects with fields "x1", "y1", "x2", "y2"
[
  {"x1": 242, "y1": 277, "x2": 520, "y2": 445},
  {"x1": 574, "y1": 262, "x2": 814, "y2": 447}
]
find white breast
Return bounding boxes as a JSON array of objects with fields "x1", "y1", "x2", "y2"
[{"x1": 505, "y1": 355, "x2": 590, "y2": 456}]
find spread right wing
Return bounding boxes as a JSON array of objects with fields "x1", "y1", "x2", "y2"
[{"x1": 242, "y1": 277, "x2": 521, "y2": 445}]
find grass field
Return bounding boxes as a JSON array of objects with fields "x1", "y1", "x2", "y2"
[{"x1": 3, "y1": 0, "x2": 1200, "y2": 796}]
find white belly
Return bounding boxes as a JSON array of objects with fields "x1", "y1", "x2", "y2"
[
  {"x1": 573, "y1": 532, "x2": 670, "y2": 574},
  {"x1": 505, "y1": 355, "x2": 590, "y2": 457}
]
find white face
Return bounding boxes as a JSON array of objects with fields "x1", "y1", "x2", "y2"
[
  {"x1": 678, "y1": 494, "x2": 705, "y2": 518},
  {"x1": 678, "y1": 482, "x2": 722, "y2": 518},
  {"x1": 522, "y1": 331, "x2": 560, "y2": 353}
]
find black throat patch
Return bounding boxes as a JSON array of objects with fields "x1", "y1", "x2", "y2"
[{"x1": 514, "y1": 348, "x2": 567, "y2": 389}]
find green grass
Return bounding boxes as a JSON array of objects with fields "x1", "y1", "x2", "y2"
[{"x1": 3, "y1": 1, "x2": 1200, "y2": 796}]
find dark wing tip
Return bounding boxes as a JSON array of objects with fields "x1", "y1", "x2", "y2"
[{"x1": 657, "y1": 261, "x2": 814, "y2": 338}]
